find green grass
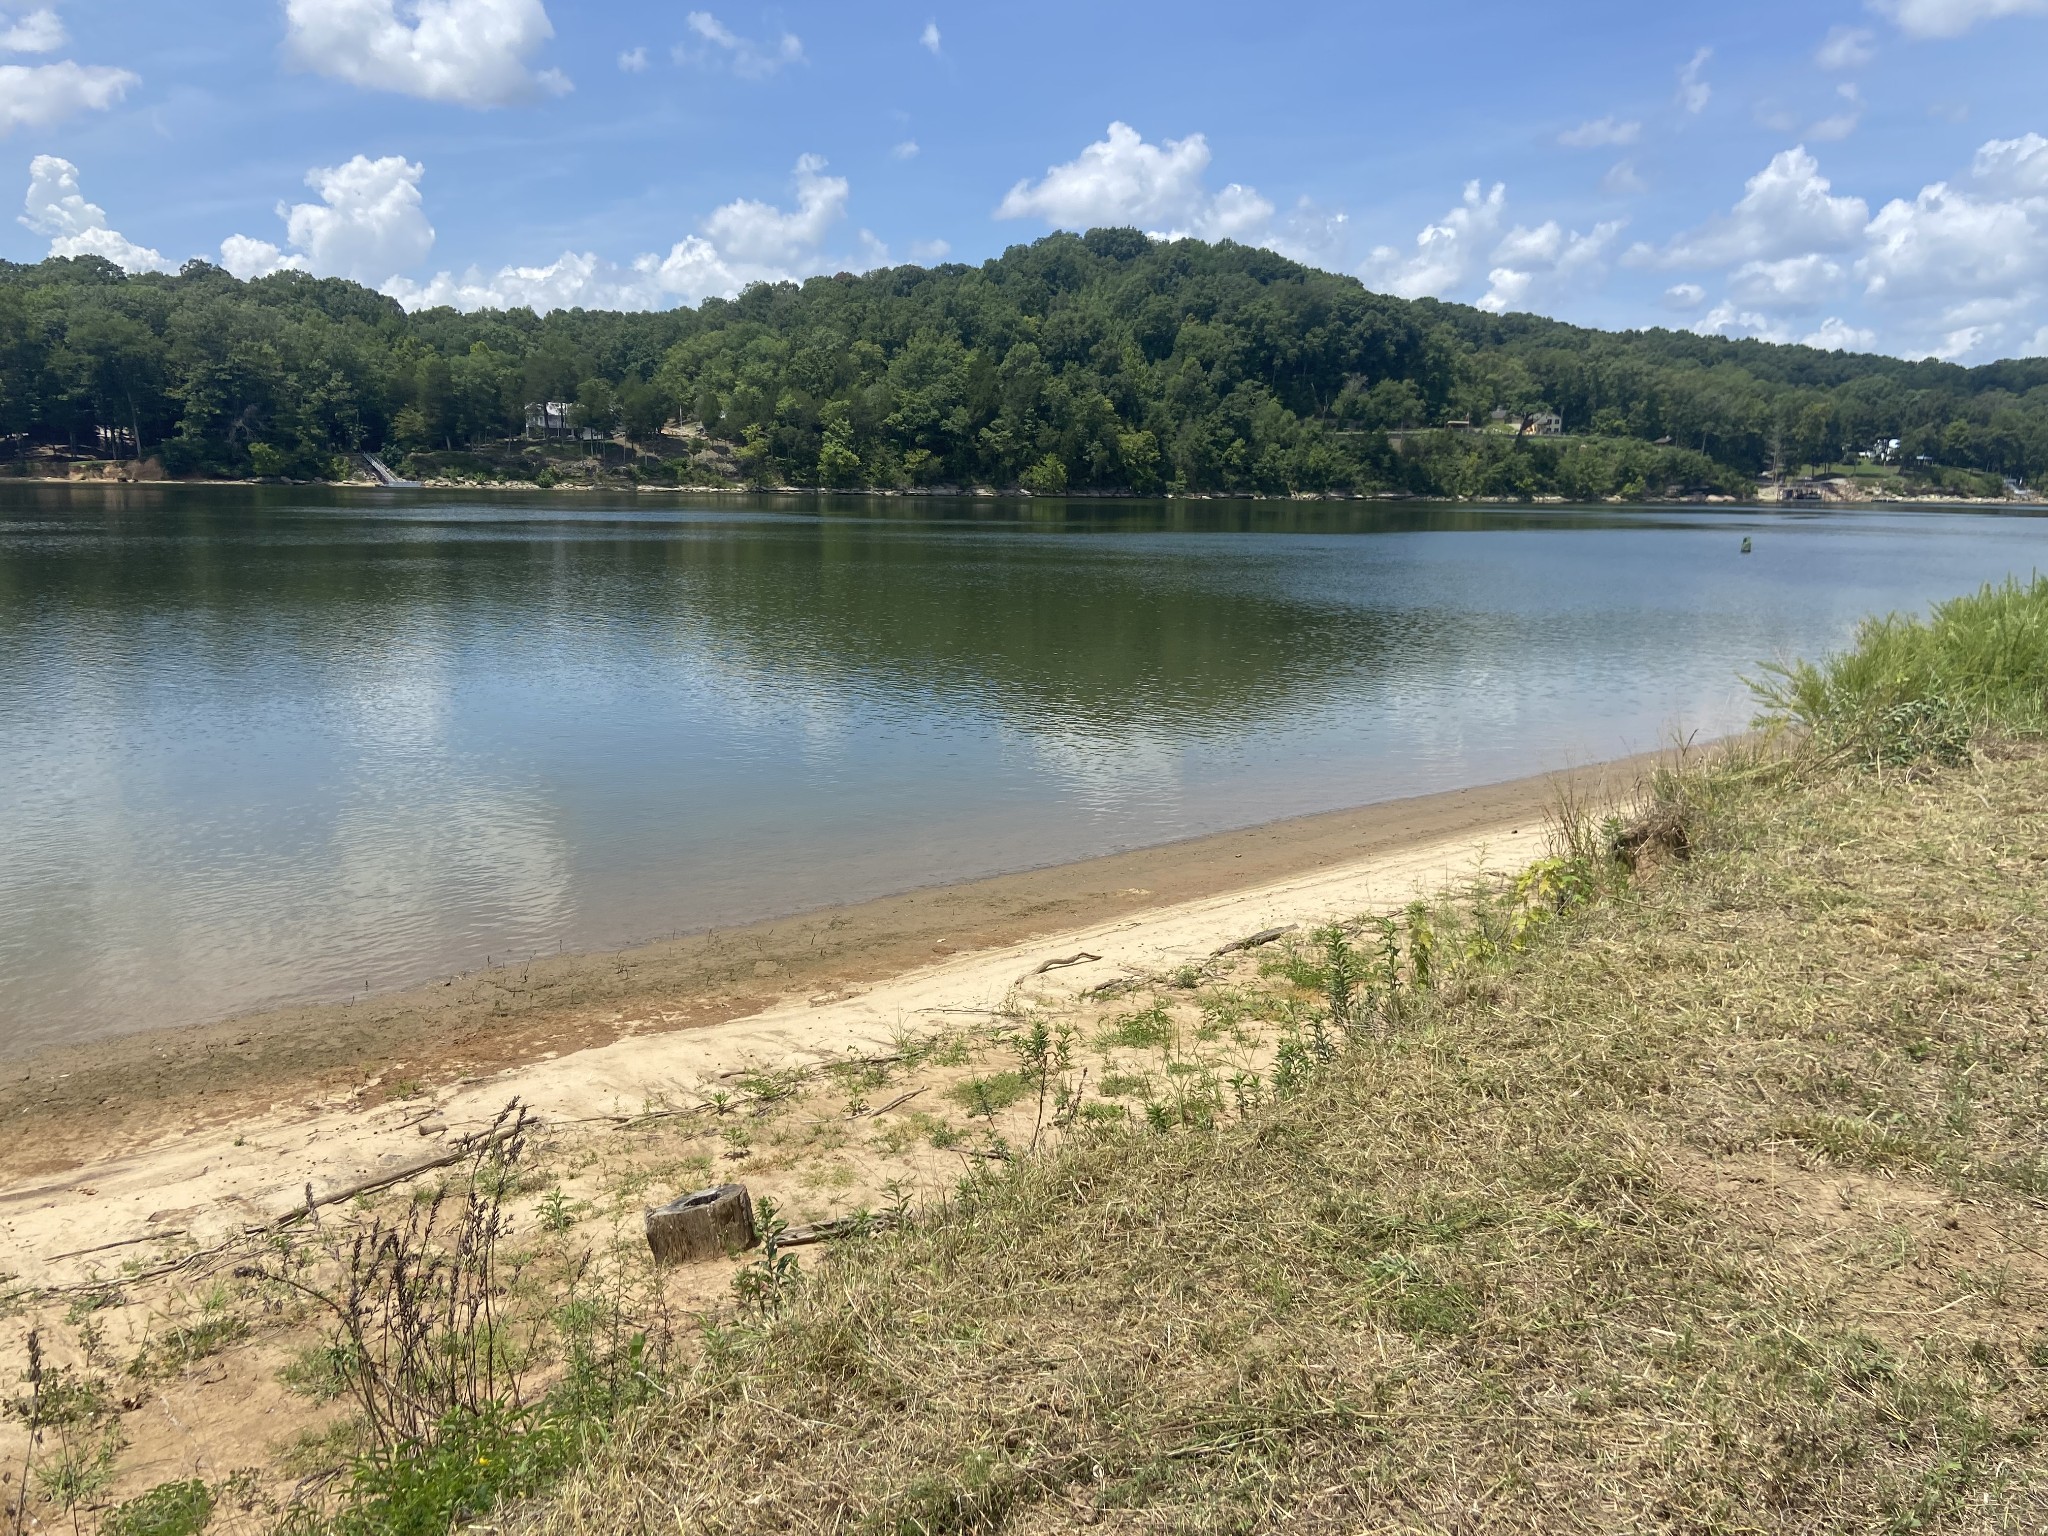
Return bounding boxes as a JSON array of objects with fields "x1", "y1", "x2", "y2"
[
  {"x1": 1753, "y1": 576, "x2": 2048, "y2": 763},
  {"x1": 290, "y1": 583, "x2": 2048, "y2": 1534}
]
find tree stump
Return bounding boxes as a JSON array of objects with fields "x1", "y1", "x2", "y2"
[{"x1": 645, "y1": 1183, "x2": 757, "y2": 1265}]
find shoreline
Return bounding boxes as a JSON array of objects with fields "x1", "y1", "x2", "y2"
[
  {"x1": 0, "y1": 754, "x2": 1667, "y2": 1191},
  {"x1": 7, "y1": 474, "x2": 2040, "y2": 509}
]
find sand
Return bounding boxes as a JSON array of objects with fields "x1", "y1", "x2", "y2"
[{"x1": 0, "y1": 753, "x2": 1663, "y2": 1288}]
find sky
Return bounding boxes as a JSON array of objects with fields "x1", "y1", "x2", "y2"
[{"x1": 3, "y1": 0, "x2": 2047, "y2": 363}]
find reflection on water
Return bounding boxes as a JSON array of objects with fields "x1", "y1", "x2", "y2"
[{"x1": 3, "y1": 485, "x2": 2044, "y2": 1051}]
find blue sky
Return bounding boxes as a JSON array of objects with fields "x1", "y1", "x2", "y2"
[{"x1": 5, "y1": 0, "x2": 2048, "y2": 361}]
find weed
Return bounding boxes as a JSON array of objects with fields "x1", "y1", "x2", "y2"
[
  {"x1": 948, "y1": 1071, "x2": 1028, "y2": 1116},
  {"x1": 539, "y1": 1187, "x2": 577, "y2": 1233},
  {"x1": 103, "y1": 1478, "x2": 213, "y2": 1536},
  {"x1": 1095, "y1": 1000, "x2": 1174, "y2": 1051},
  {"x1": 731, "y1": 1198, "x2": 801, "y2": 1318}
]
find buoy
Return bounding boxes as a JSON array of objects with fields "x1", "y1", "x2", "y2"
[{"x1": 1740, "y1": 536, "x2": 1753, "y2": 554}]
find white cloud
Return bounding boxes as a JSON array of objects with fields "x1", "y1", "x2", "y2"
[
  {"x1": 1690, "y1": 301, "x2": 1789, "y2": 342},
  {"x1": 892, "y1": 139, "x2": 919, "y2": 160},
  {"x1": 995, "y1": 121, "x2": 1275, "y2": 242},
  {"x1": 1874, "y1": 0, "x2": 2048, "y2": 38},
  {"x1": 19, "y1": 154, "x2": 169, "y2": 271},
  {"x1": 282, "y1": 0, "x2": 564, "y2": 108},
  {"x1": 1729, "y1": 253, "x2": 1847, "y2": 307},
  {"x1": 1629, "y1": 147, "x2": 1868, "y2": 266},
  {"x1": 1803, "y1": 316, "x2": 1879, "y2": 350},
  {"x1": 699, "y1": 152, "x2": 846, "y2": 264},
  {"x1": 222, "y1": 154, "x2": 435, "y2": 283},
  {"x1": 1362, "y1": 180, "x2": 1504, "y2": 299},
  {"x1": 909, "y1": 237, "x2": 950, "y2": 262},
  {"x1": 387, "y1": 153, "x2": 859, "y2": 313},
  {"x1": 680, "y1": 11, "x2": 803, "y2": 79},
  {"x1": 1859, "y1": 180, "x2": 2043, "y2": 301},
  {"x1": 920, "y1": 21, "x2": 940, "y2": 54},
  {"x1": 1816, "y1": 25, "x2": 1876, "y2": 67},
  {"x1": 1809, "y1": 83, "x2": 1864, "y2": 142},
  {"x1": 617, "y1": 46, "x2": 646, "y2": 72},
  {"x1": 1559, "y1": 116, "x2": 1639, "y2": 148},
  {"x1": 1664, "y1": 283, "x2": 1707, "y2": 308},
  {"x1": 1677, "y1": 47, "x2": 1712, "y2": 114},
  {"x1": 294, "y1": 155, "x2": 435, "y2": 280},
  {"x1": 0, "y1": 57, "x2": 135, "y2": 133},
  {"x1": 1971, "y1": 132, "x2": 2048, "y2": 198},
  {"x1": 1603, "y1": 159, "x2": 1647, "y2": 196},
  {"x1": 0, "y1": 8, "x2": 64, "y2": 52},
  {"x1": 1479, "y1": 218, "x2": 1623, "y2": 312},
  {"x1": 219, "y1": 233, "x2": 305, "y2": 280}
]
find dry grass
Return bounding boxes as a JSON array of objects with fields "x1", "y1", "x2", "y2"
[{"x1": 518, "y1": 743, "x2": 2048, "y2": 1535}]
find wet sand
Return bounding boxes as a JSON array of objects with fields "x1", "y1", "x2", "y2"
[{"x1": 0, "y1": 753, "x2": 1663, "y2": 1186}]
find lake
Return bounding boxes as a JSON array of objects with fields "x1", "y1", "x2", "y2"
[{"x1": 3, "y1": 485, "x2": 2044, "y2": 1053}]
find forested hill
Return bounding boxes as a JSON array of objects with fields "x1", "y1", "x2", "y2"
[{"x1": 5, "y1": 228, "x2": 2046, "y2": 499}]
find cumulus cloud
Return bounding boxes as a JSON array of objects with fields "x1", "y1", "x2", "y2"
[
  {"x1": 892, "y1": 139, "x2": 919, "y2": 160},
  {"x1": 0, "y1": 8, "x2": 64, "y2": 52},
  {"x1": 1629, "y1": 147, "x2": 1868, "y2": 266},
  {"x1": 1676, "y1": 47, "x2": 1712, "y2": 114},
  {"x1": 1728, "y1": 253, "x2": 1847, "y2": 307},
  {"x1": 909, "y1": 237, "x2": 949, "y2": 262},
  {"x1": 1362, "y1": 180, "x2": 1504, "y2": 299},
  {"x1": 617, "y1": 46, "x2": 646, "y2": 72},
  {"x1": 387, "y1": 153, "x2": 861, "y2": 313},
  {"x1": 920, "y1": 21, "x2": 940, "y2": 54},
  {"x1": 1816, "y1": 25, "x2": 1877, "y2": 67},
  {"x1": 222, "y1": 155, "x2": 436, "y2": 282},
  {"x1": 1479, "y1": 217, "x2": 1624, "y2": 313},
  {"x1": 996, "y1": 121, "x2": 1275, "y2": 243},
  {"x1": 1803, "y1": 316, "x2": 1879, "y2": 351},
  {"x1": 679, "y1": 11, "x2": 803, "y2": 79},
  {"x1": 1874, "y1": 0, "x2": 2048, "y2": 38},
  {"x1": 1559, "y1": 116, "x2": 1639, "y2": 148},
  {"x1": 1664, "y1": 283, "x2": 1706, "y2": 309},
  {"x1": 19, "y1": 154, "x2": 169, "y2": 271},
  {"x1": 1630, "y1": 133, "x2": 2048, "y2": 360},
  {"x1": 0, "y1": 56, "x2": 135, "y2": 133},
  {"x1": 282, "y1": 0, "x2": 566, "y2": 107}
]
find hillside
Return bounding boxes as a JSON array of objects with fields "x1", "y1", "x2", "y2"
[{"x1": 3, "y1": 232, "x2": 2046, "y2": 499}]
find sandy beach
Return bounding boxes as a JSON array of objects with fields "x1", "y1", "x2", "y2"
[{"x1": 0, "y1": 751, "x2": 1667, "y2": 1288}]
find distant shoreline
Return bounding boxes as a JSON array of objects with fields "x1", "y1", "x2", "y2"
[{"x1": 5, "y1": 473, "x2": 2040, "y2": 509}]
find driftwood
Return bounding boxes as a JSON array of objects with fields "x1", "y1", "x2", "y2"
[
  {"x1": 646, "y1": 1183, "x2": 757, "y2": 1265},
  {"x1": 779, "y1": 1213, "x2": 902, "y2": 1248},
  {"x1": 1212, "y1": 925, "x2": 1297, "y2": 957},
  {"x1": 856, "y1": 1086, "x2": 926, "y2": 1119},
  {"x1": 269, "y1": 1124, "x2": 526, "y2": 1232},
  {"x1": 1023, "y1": 951, "x2": 1101, "y2": 985}
]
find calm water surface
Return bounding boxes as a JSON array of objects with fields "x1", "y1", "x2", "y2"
[{"x1": 4, "y1": 486, "x2": 2045, "y2": 1052}]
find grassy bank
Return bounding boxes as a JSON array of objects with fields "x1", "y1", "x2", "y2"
[
  {"x1": 520, "y1": 583, "x2": 2048, "y2": 1534},
  {"x1": 14, "y1": 581, "x2": 2048, "y2": 1534}
]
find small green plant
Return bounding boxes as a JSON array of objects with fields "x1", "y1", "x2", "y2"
[
  {"x1": 732, "y1": 1198, "x2": 801, "y2": 1317},
  {"x1": 1096, "y1": 1000, "x2": 1174, "y2": 1050},
  {"x1": 538, "y1": 1188, "x2": 576, "y2": 1233},
  {"x1": 720, "y1": 1122, "x2": 754, "y2": 1161},
  {"x1": 103, "y1": 1477, "x2": 214, "y2": 1536}
]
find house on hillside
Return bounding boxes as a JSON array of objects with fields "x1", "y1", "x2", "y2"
[
  {"x1": 525, "y1": 402, "x2": 601, "y2": 440},
  {"x1": 1489, "y1": 409, "x2": 1565, "y2": 437}
]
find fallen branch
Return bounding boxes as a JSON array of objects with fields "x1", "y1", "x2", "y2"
[
  {"x1": 1021, "y1": 952, "x2": 1102, "y2": 986},
  {"x1": 1212, "y1": 925, "x2": 1296, "y2": 957},
  {"x1": 779, "y1": 1213, "x2": 902, "y2": 1248},
  {"x1": 265, "y1": 1119, "x2": 529, "y2": 1232},
  {"x1": 856, "y1": 1086, "x2": 926, "y2": 1119},
  {"x1": 48, "y1": 1229, "x2": 188, "y2": 1263}
]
